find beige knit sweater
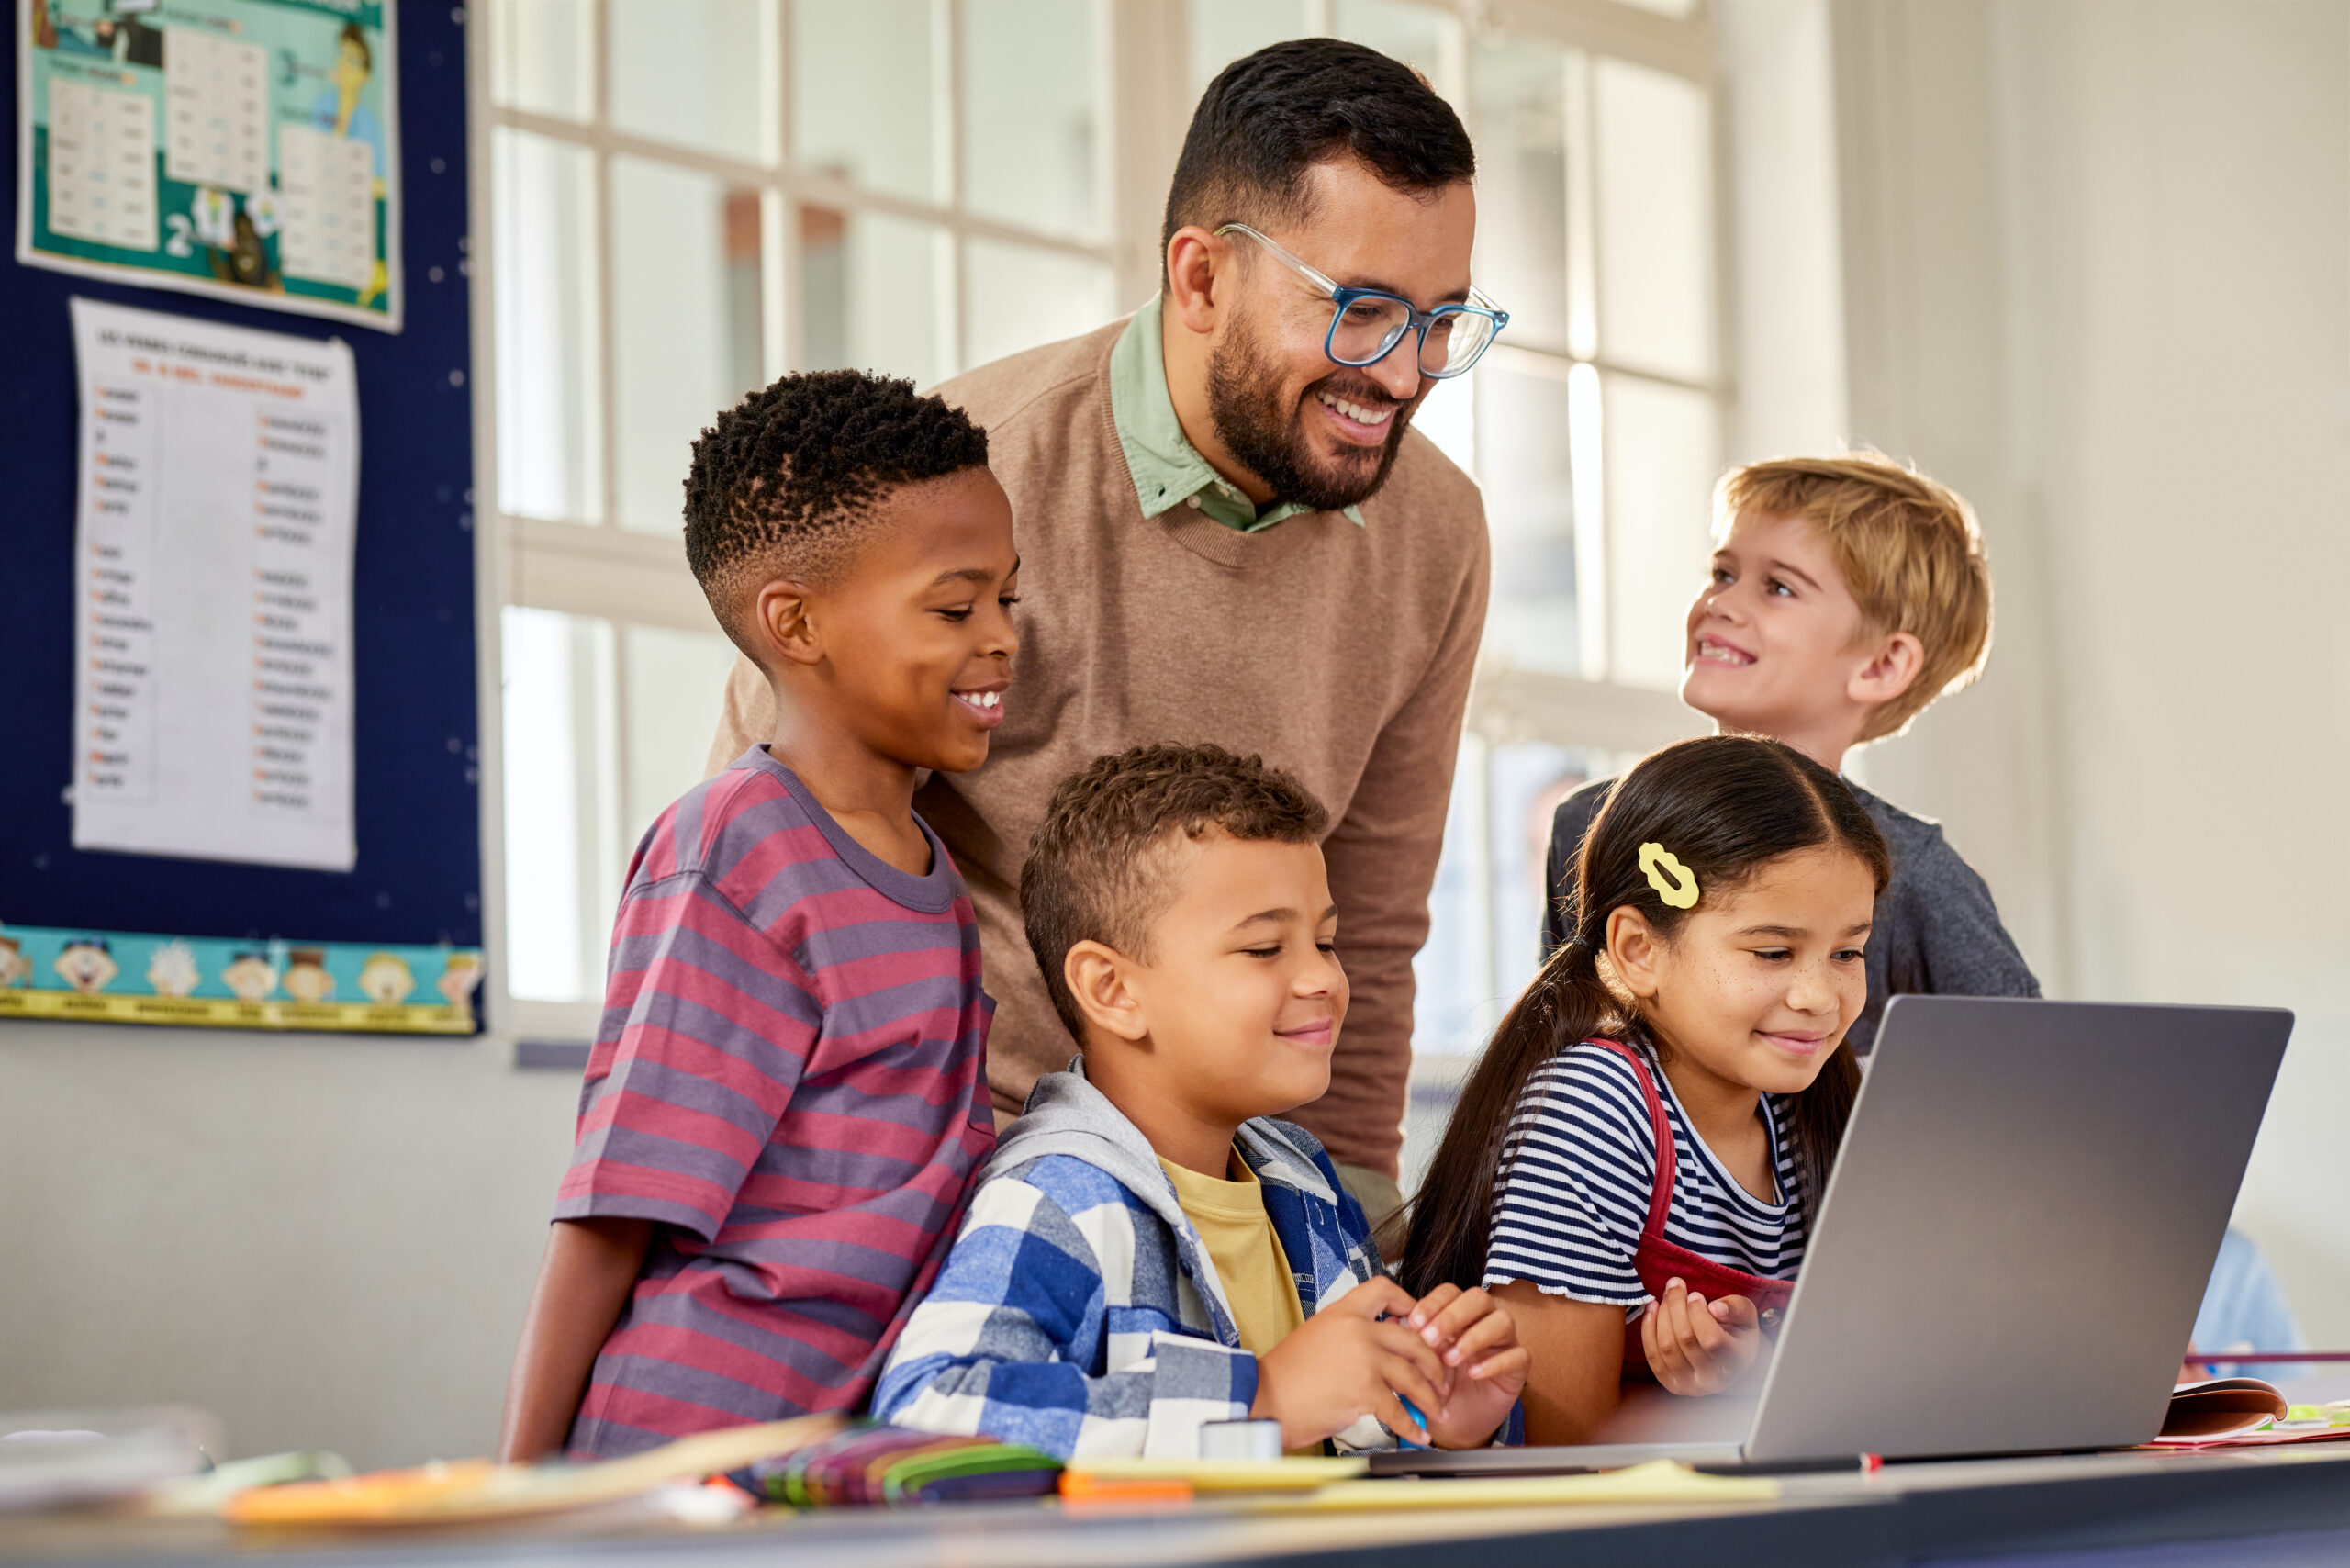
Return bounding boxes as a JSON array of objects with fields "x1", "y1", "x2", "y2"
[{"x1": 704, "y1": 319, "x2": 1489, "y2": 1178}]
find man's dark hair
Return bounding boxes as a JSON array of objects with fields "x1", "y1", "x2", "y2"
[
  {"x1": 1161, "y1": 39, "x2": 1475, "y2": 274},
  {"x1": 1023, "y1": 744, "x2": 1329, "y2": 1041},
  {"x1": 683, "y1": 369, "x2": 989, "y2": 652}
]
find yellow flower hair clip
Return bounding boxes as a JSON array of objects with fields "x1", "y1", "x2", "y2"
[{"x1": 1639, "y1": 843, "x2": 1700, "y2": 909}]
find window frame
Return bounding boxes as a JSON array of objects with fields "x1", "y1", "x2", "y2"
[
  {"x1": 464, "y1": 0, "x2": 1729, "y2": 1048},
  {"x1": 466, "y1": 0, "x2": 1131, "y2": 1042}
]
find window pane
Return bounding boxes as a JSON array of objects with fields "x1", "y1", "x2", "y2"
[
  {"x1": 610, "y1": 158, "x2": 767, "y2": 535},
  {"x1": 1603, "y1": 373, "x2": 1718, "y2": 690},
  {"x1": 621, "y1": 624, "x2": 743, "y2": 846},
  {"x1": 1409, "y1": 373, "x2": 1474, "y2": 478},
  {"x1": 1404, "y1": 737, "x2": 1600, "y2": 1195},
  {"x1": 963, "y1": 239, "x2": 1114, "y2": 371},
  {"x1": 963, "y1": 1, "x2": 1100, "y2": 238},
  {"x1": 801, "y1": 207, "x2": 944, "y2": 386},
  {"x1": 1469, "y1": 39, "x2": 1569, "y2": 350},
  {"x1": 792, "y1": 0, "x2": 938, "y2": 202},
  {"x1": 492, "y1": 129, "x2": 601, "y2": 524},
  {"x1": 1595, "y1": 59, "x2": 1715, "y2": 383},
  {"x1": 1335, "y1": 0, "x2": 1455, "y2": 101},
  {"x1": 1476, "y1": 364, "x2": 1579, "y2": 677},
  {"x1": 1489, "y1": 742, "x2": 1601, "y2": 1002},
  {"x1": 1410, "y1": 738, "x2": 1602, "y2": 1058},
  {"x1": 488, "y1": 0, "x2": 593, "y2": 119},
  {"x1": 609, "y1": 0, "x2": 769, "y2": 162},
  {"x1": 1189, "y1": 0, "x2": 1304, "y2": 97},
  {"x1": 1413, "y1": 734, "x2": 1492, "y2": 1061},
  {"x1": 502, "y1": 607, "x2": 619, "y2": 1005}
]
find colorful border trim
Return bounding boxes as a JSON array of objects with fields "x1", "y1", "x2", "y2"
[{"x1": 0, "y1": 923, "x2": 481, "y2": 1035}]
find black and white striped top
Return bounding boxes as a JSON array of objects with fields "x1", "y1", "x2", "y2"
[{"x1": 1482, "y1": 1041, "x2": 1807, "y2": 1307}]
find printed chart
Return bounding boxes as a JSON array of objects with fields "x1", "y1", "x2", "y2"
[
  {"x1": 70, "y1": 296, "x2": 358, "y2": 872},
  {"x1": 18, "y1": 0, "x2": 400, "y2": 329}
]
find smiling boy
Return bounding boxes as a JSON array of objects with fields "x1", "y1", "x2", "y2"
[
  {"x1": 874, "y1": 745, "x2": 1526, "y2": 1460},
  {"x1": 498, "y1": 372, "x2": 1014, "y2": 1460},
  {"x1": 1542, "y1": 455, "x2": 2036, "y2": 1052}
]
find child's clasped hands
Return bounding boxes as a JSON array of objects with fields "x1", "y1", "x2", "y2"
[{"x1": 1252, "y1": 1277, "x2": 1528, "y2": 1450}]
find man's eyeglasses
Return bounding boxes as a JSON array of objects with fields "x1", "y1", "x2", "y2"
[{"x1": 1215, "y1": 222, "x2": 1509, "y2": 381}]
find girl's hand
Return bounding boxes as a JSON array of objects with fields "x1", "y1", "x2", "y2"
[
  {"x1": 1404, "y1": 1284, "x2": 1531, "y2": 1448},
  {"x1": 1641, "y1": 1278, "x2": 1762, "y2": 1396}
]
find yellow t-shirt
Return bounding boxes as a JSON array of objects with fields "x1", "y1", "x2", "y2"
[{"x1": 1158, "y1": 1152, "x2": 1307, "y2": 1359}]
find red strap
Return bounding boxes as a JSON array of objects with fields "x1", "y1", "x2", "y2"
[{"x1": 1580, "y1": 1039, "x2": 1675, "y2": 1243}]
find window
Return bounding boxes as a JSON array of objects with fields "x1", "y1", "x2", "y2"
[
  {"x1": 475, "y1": 0, "x2": 1726, "y2": 1050},
  {"x1": 474, "y1": 0, "x2": 1120, "y2": 1037},
  {"x1": 1184, "y1": 3, "x2": 1725, "y2": 1060}
]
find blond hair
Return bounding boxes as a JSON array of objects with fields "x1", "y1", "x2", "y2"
[{"x1": 1717, "y1": 453, "x2": 1993, "y2": 743}]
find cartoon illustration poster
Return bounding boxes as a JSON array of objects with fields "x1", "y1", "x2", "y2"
[
  {"x1": 0, "y1": 922, "x2": 483, "y2": 1033},
  {"x1": 17, "y1": 0, "x2": 401, "y2": 330}
]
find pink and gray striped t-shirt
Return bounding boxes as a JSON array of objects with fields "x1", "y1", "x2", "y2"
[{"x1": 555, "y1": 746, "x2": 997, "y2": 1458}]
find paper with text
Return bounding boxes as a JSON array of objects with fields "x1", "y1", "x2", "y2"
[{"x1": 70, "y1": 297, "x2": 358, "y2": 871}]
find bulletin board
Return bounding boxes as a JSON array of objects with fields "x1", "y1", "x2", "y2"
[
  {"x1": 17, "y1": 0, "x2": 402, "y2": 330},
  {"x1": 0, "y1": 0, "x2": 481, "y2": 1034}
]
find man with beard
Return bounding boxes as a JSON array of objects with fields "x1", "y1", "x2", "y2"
[{"x1": 701, "y1": 39, "x2": 1500, "y2": 1234}]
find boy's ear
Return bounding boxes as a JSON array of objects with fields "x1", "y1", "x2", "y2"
[
  {"x1": 750, "y1": 578, "x2": 824, "y2": 670},
  {"x1": 1847, "y1": 631, "x2": 1925, "y2": 709},
  {"x1": 1064, "y1": 941, "x2": 1149, "y2": 1044},
  {"x1": 1604, "y1": 906, "x2": 1665, "y2": 1002}
]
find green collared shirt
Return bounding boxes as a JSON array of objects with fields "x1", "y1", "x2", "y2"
[{"x1": 1109, "y1": 294, "x2": 1365, "y2": 534}]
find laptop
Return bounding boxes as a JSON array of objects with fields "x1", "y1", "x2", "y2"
[{"x1": 1371, "y1": 996, "x2": 2292, "y2": 1475}]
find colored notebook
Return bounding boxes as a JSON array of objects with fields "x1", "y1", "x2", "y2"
[
  {"x1": 727, "y1": 1425, "x2": 1062, "y2": 1507},
  {"x1": 2148, "y1": 1381, "x2": 2350, "y2": 1450}
]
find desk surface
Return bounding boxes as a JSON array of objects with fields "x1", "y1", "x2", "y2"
[{"x1": 6, "y1": 1444, "x2": 2350, "y2": 1568}]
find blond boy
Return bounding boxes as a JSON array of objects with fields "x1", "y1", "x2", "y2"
[{"x1": 1542, "y1": 454, "x2": 2036, "y2": 1051}]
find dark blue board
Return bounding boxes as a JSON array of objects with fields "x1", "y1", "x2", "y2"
[{"x1": 0, "y1": 5, "x2": 482, "y2": 964}]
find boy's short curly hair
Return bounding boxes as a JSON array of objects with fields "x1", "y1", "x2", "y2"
[
  {"x1": 1023, "y1": 744, "x2": 1329, "y2": 1042},
  {"x1": 683, "y1": 369, "x2": 989, "y2": 652},
  {"x1": 1718, "y1": 453, "x2": 1994, "y2": 742}
]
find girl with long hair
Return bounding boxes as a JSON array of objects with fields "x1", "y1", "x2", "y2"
[{"x1": 1399, "y1": 734, "x2": 1890, "y2": 1444}]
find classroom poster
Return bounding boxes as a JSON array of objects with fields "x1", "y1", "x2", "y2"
[
  {"x1": 0, "y1": 922, "x2": 483, "y2": 1033},
  {"x1": 69, "y1": 296, "x2": 359, "y2": 871},
  {"x1": 17, "y1": 0, "x2": 401, "y2": 330}
]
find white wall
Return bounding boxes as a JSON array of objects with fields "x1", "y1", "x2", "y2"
[
  {"x1": 1812, "y1": 0, "x2": 2350, "y2": 1341},
  {"x1": 0, "y1": 1023, "x2": 578, "y2": 1470}
]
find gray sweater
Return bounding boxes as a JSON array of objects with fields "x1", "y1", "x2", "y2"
[{"x1": 1540, "y1": 777, "x2": 2040, "y2": 1056}]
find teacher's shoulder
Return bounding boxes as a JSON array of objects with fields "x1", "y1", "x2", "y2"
[{"x1": 931, "y1": 322, "x2": 1125, "y2": 448}]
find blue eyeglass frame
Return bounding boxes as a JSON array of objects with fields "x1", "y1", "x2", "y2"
[{"x1": 1214, "y1": 222, "x2": 1510, "y2": 380}]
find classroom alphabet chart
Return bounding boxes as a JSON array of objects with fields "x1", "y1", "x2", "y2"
[
  {"x1": 162, "y1": 27, "x2": 267, "y2": 194},
  {"x1": 277, "y1": 122, "x2": 375, "y2": 292},
  {"x1": 44, "y1": 74, "x2": 156, "y2": 248},
  {"x1": 69, "y1": 297, "x2": 359, "y2": 872},
  {"x1": 18, "y1": 0, "x2": 401, "y2": 330}
]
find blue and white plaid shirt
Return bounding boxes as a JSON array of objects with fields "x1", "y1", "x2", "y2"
[{"x1": 872, "y1": 1064, "x2": 1391, "y2": 1460}]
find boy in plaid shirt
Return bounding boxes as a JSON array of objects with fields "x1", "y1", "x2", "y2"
[{"x1": 874, "y1": 745, "x2": 1526, "y2": 1460}]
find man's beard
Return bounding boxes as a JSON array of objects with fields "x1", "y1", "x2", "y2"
[{"x1": 1205, "y1": 308, "x2": 1416, "y2": 515}]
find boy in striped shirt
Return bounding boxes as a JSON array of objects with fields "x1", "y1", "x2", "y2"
[{"x1": 498, "y1": 372, "x2": 1017, "y2": 1460}]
